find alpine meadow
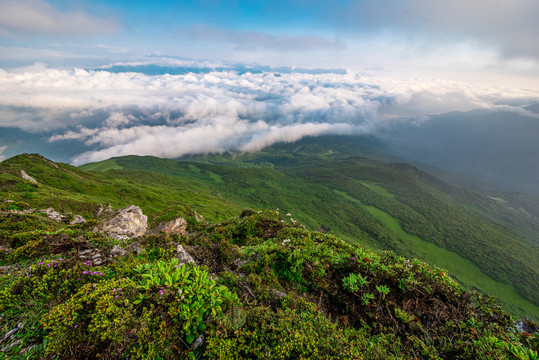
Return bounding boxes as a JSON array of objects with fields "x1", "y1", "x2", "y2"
[{"x1": 1, "y1": 0, "x2": 539, "y2": 359}]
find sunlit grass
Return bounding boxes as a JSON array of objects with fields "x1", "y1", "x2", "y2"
[{"x1": 334, "y1": 189, "x2": 539, "y2": 320}]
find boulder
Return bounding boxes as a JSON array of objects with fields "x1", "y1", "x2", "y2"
[
  {"x1": 176, "y1": 245, "x2": 195, "y2": 266},
  {"x1": 20, "y1": 170, "x2": 38, "y2": 184},
  {"x1": 110, "y1": 245, "x2": 128, "y2": 258},
  {"x1": 147, "y1": 216, "x2": 188, "y2": 236},
  {"x1": 95, "y1": 205, "x2": 148, "y2": 240},
  {"x1": 41, "y1": 208, "x2": 67, "y2": 222},
  {"x1": 70, "y1": 215, "x2": 86, "y2": 225},
  {"x1": 192, "y1": 334, "x2": 204, "y2": 349}
]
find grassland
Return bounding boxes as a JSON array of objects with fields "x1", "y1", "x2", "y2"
[
  {"x1": 2, "y1": 142, "x2": 538, "y2": 321},
  {"x1": 334, "y1": 189, "x2": 539, "y2": 319}
]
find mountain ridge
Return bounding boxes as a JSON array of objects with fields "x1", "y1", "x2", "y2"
[{"x1": 3, "y1": 147, "x2": 538, "y2": 319}]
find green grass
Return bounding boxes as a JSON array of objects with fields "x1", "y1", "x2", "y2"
[
  {"x1": 79, "y1": 158, "x2": 123, "y2": 171},
  {"x1": 2, "y1": 150, "x2": 538, "y2": 320},
  {"x1": 334, "y1": 189, "x2": 539, "y2": 320},
  {"x1": 207, "y1": 171, "x2": 223, "y2": 183},
  {"x1": 1, "y1": 211, "x2": 533, "y2": 359},
  {"x1": 188, "y1": 164, "x2": 201, "y2": 175},
  {"x1": 359, "y1": 181, "x2": 396, "y2": 199},
  {"x1": 81, "y1": 153, "x2": 538, "y2": 316}
]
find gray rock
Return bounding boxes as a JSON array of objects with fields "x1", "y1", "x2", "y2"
[
  {"x1": 79, "y1": 249, "x2": 94, "y2": 257},
  {"x1": 0, "y1": 265, "x2": 13, "y2": 274},
  {"x1": 273, "y1": 290, "x2": 287, "y2": 298},
  {"x1": 41, "y1": 208, "x2": 66, "y2": 222},
  {"x1": 78, "y1": 249, "x2": 103, "y2": 265},
  {"x1": 110, "y1": 245, "x2": 128, "y2": 257},
  {"x1": 515, "y1": 319, "x2": 538, "y2": 334},
  {"x1": 95, "y1": 205, "x2": 148, "y2": 240},
  {"x1": 20, "y1": 170, "x2": 38, "y2": 184},
  {"x1": 0, "y1": 322, "x2": 23, "y2": 344},
  {"x1": 194, "y1": 211, "x2": 204, "y2": 222},
  {"x1": 233, "y1": 258, "x2": 246, "y2": 268},
  {"x1": 1, "y1": 339, "x2": 22, "y2": 352},
  {"x1": 125, "y1": 242, "x2": 143, "y2": 254},
  {"x1": 176, "y1": 245, "x2": 195, "y2": 267},
  {"x1": 70, "y1": 215, "x2": 86, "y2": 225},
  {"x1": 192, "y1": 334, "x2": 204, "y2": 349},
  {"x1": 147, "y1": 216, "x2": 188, "y2": 236}
]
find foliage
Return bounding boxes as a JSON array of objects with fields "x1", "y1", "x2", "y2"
[{"x1": 0, "y1": 152, "x2": 538, "y2": 359}]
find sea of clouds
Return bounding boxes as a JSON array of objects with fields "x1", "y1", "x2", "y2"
[{"x1": 1, "y1": 62, "x2": 538, "y2": 165}]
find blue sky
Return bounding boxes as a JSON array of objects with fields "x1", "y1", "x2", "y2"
[
  {"x1": 1, "y1": 0, "x2": 539, "y2": 164},
  {"x1": 1, "y1": 0, "x2": 538, "y2": 87}
]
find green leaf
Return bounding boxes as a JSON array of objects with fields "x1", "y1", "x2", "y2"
[{"x1": 186, "y1": 334, "x2": 195, "y2": 344}]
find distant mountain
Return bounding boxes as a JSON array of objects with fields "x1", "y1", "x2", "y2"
[
  {"x1": 0, "y1": 127, "x2": 90, "y2": 163},
  {"x1": 376, "y1": 107, "x2": 539, "y2": 194}
]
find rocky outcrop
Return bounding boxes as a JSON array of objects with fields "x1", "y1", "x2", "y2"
[
  {"x1": 20, "y1": 170, "x2": 38, "y2": 184},
  {"x1": 110, "y1": 245, "x2": 128, "y2": 258},
  {"x1": 78, "y1": 248, "x2": 104, "y2": 266},
  {"x1": 147, "y1": 216, "x2": 188, "y2": 236},
  {"x1": 109, "y1": 242, "x2": 144, "y2": 258},
  {"x1": 95, "y1": 205, "x2": 148, "y2": 240},
  {"x1": 70, "y1": 215, "x2": 86, "y2": 225},
  {"x1": 41, "y1": 208, "x2": 67, "y2": 222}
]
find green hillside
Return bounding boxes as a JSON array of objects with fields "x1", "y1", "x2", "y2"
[
  {"x1": 2, "y1": 144, "x2": 538, "y2": 322},
  {"x1": 1, "y1": 151, "x2": 538, "y2": 359},
  {"x1": 80, "y1": 139, "x2": 539, "y2": 318}
]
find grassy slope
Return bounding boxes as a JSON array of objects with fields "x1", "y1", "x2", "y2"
[
  {"x1": 78, "y1": 148, "x2": 539, "y2": 320},
  {"x1": 2, "y1": 210, "x2": 534, "y2": 359},
  {"x1": 0, "y1": 154, "x2": 242, "y2": 225},
  {"x1": 2, "y1": 147, "x2": 537, "y2": 320},
  {"x1": 334, "y1": 189, "x2": 539, "y2": 319}
]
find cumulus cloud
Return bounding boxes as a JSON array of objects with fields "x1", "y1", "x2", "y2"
[
  {"x1": 0, "y1": 64, "x2": 538, "y2": 165},
  {"x1": 185, "y1": 25, "x2": 345, "y2": 51},
  {"x1": 0, "y1": 0, "x2": 119, "y2": 37}
]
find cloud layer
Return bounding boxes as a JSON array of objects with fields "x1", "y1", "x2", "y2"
[
  {"x1": 184, "y1": 25, "x2": 345, "y2": 51},
  {"x1": 1, "y1": 64, "x2": 538, "y2": 165},
  {"x1": 0, "y1": 0, "x2": 119, "y2": 37}
]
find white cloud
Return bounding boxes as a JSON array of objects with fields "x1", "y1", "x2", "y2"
[
  {"x1": 0, "y1": 145, "x2": 7, "y2": 161},
  {"x1": 185, "y1": 25, "x2": 345, "y2": 51},
  {"x1": 0, "y1": 0, "x2": 119, "y2": 37},
  {"x1": 0, "y1": 65, "x2": 538, "y2": 164}
]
